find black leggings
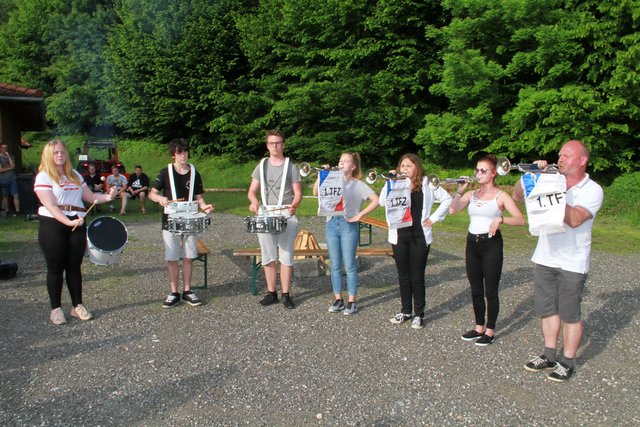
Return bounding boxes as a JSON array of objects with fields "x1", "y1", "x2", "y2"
[
  {"x1": 465, "y1": 231, "x2": 503, "y2": 330},
  {"x1": 38, "y1": 216, "x2": 86, "y2": 309},
  {"x1": 392, "y1": 236, "x2": 430, "y2": 317}
]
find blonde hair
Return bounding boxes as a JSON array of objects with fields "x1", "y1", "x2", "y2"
[
  {"x1": 342, "y1": 152, "x2": 363, "y2": 180},
  {"x1": 38, "y1": 140, "x2": 81, "y2": 186}
]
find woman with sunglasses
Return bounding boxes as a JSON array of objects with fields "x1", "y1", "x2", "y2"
[{"x1": 449, "y1": 154, "x2": 524, "y2": 346}]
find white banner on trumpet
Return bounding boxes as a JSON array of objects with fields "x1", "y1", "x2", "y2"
[
  {"x1": 384, "y1": 178, "x2": 413, "y2": 229},
  {"x1": 317, "y1": 169, "x2": 345, "y2": 216},
  {"x1": 522, "y1": 173, "x2": 567, "y2": 236}
]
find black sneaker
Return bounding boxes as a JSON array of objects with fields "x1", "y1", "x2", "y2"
[
  {"x1": 282, "y1": 294, "x2": 295, "y2": 309},
  {"x1": 259, "y1": 292, "x2": 279, "y2": 306},
  {"x1": 182, "y1": 291, "x2": 202, "y2": 306},
  {"x1": 461, "y1": 329, "x2": 484, "y2": 341},
  {"x1": 162, "y1": 293, "x2": 181, "y2": 308},
  {"x1": 328, "y1": 299, "x2": 345, "y2": 313},
  {"x1": 547, "y1": 361, "x2": 574, "y2": 382},
  {"x1": 524, "y1": 355, "x2": 556, "y2": 372},
  {"x1": 389, "y1": 313, "x2": 412, "y2": 324},
  {"x1": 475, "y1": 334, "x2": 495, "y2": 347}
]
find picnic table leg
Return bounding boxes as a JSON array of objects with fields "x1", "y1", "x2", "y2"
[{"x1": 251, "y1": 255, "x2": 258, "y2": 295}]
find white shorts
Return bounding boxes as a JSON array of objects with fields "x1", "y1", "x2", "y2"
[
  {"x1": 162, "y1": 230, "x2": 198, "y2": 261},
  {"x1": 257, "y1": 216, "x2": 298, "y2": 266}
]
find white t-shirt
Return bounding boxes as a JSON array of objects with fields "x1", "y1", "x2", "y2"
[
  {"x1": 324, "y1": 178, "x2": 374, "y2": 221},
  {"x1": 34, "y1": 170, "x2": 88, "y2": 218},
  {"x1": 531, "y1": 174, "x2": 603, "y2": 274}
]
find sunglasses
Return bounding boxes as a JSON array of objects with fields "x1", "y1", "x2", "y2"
[{"x1": 474, "y1": 168, "x2": 489, "y2": 175}]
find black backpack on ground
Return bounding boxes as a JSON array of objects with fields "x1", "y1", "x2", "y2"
[{"x1": 0, "y1": 260, "x2": 18, "y2": 280}]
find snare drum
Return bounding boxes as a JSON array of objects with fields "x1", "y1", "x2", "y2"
[
  {"x1": 85, "y1": 216, "x2": 128, "y2": 266},
  {"x1": 244, "y1": 216, "x2": 288, "y2": 234},
  {"x1": 167, "y1": 212, "x2": 211, "y2": 235}
]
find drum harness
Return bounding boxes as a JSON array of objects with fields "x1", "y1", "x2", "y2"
[
  {"x1": 166, "y1": 163, "x2": 197, "y2": 215},
  {"x1": 259, "y1": 157, "x2": 290, "y2": 217}
]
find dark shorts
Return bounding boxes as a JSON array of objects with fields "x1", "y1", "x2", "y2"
[
  {"x1": 533, "y1": 264, "x2": 587, "y2": 323},
  {"x1": 0, "y1": 178, "x2": 18, "y2": 196}
]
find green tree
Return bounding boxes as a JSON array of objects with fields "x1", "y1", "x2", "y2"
[
  {"x1": 232, "y1": 0, "x2": 446, "y2": 164},
  {"x1": 104, "y1": 0, "x2": 249, "y2": 144},
  {"x1": 418, "y1": 0, "x2": 640, "y2": 173}
]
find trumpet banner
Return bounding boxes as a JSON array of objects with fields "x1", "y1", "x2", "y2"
[
  {"x1": 522, "y1": 173, "x2": 567, "y2": 236},
  {"x1": 384, "y1": 178, "x2": 412, "y2": 229},
  {"x1": 317, "y1": 169, "x2": 345, "y2": 216}
]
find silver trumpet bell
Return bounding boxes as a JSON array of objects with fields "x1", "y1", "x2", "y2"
[
  {"x1": 365, "y1": 169, "x2": 409, "y2": 185},
  {"x1": 299, "y1": 162, "x2": 339, "y2": 177}
]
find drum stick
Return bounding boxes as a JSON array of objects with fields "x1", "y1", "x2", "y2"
[
  {"x1": 72, "y1": 200, "x2": 97, "y2": 231},
  {"x1": 167, "y1": 198, "x2": 185, "y2": 203},
  {"x1": 263, "y1": 205, "x2": 291, "y2": 213}
]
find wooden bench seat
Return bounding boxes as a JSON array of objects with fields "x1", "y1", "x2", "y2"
[
  {"x1": 358, "y1": 215, "x2": 388, "y2": 246},
  {"x1": 233, "y1": 247, "x2": 393, "y2": 295}
]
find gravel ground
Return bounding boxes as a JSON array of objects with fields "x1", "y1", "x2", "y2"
[{"x1": 1, "y1": 213, "x2": 639, "y2": 426}]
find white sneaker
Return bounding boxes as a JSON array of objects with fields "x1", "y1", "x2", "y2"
[
  {"x1": 70, "y1": 304, "x2": 93, "y2": 321},
  {"x1": 50, "y1": 307, "x2": 67, "y2": 325},
  {"x1": 411, "y1": 316, "x2": 424, "y2": 329}
]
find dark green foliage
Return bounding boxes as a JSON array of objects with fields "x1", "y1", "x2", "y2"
[
  {"x1": 0, "y1": 0, "x2": 638, "y2": 179},
  {"x1": 104, "y1": 0, "x2": 249, "y2": 142},
  {"x1": 231, "y1": 0, "x2": 446, "y2": 163},
  {"x1": 417, "y1": 0, "x2": 640, "y2": 174}
]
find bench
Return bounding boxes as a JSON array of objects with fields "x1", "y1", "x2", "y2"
[
  {"x1": 188, "y1": 239, "x2": 210, "y2": 289},
  {"x1": 358, "y1": 215, "x2": 388, "y2": 246},
  {"x1": 232, "y1": 247, "x2": 394, "y2": 295}
]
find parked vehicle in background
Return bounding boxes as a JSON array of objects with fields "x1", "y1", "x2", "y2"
[{"x1": 76, "y1": 141, "x2": 126, "y2": 179}]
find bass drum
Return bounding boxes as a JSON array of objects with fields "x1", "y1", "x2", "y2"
[{"x1": 85, "y1": 216, "x2": 128, "y2": 266}]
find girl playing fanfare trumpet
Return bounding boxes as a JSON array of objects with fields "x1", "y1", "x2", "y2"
[
  {"x1": 449, "y1": 154, "x2": 524, "y2": 346},
  {"x1": 313, "y1": 152, "x2": 379, "y2": 315}
]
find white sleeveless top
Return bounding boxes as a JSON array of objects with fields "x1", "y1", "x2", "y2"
[{"x1": 468, "y1": 191, "x2": 502, "y2": 234}]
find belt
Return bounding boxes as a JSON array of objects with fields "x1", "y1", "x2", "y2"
[
  {"x1": 58, "y1": 204, "x2": 87, "y2": 212},
  {"x1": 467, "y1": 231, "x2": 500, "y2": 243}
]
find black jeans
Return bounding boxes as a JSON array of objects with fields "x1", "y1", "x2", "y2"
[
  {"x1": 38, "y1": 216, "x2": 86, "y2": 309},
  {"x1": 465, "y1": 231, "x2": 503, "y2": 329},
  {"x1": 392, "y1": 236, "x2": 430, "y2": 317}
]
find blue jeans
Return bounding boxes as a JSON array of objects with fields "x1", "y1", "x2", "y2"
[{"x1": 326, "y1": 216, "x2": 359, "y2": 297}]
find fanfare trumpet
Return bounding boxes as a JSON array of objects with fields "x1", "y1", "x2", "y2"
[
  {"x1": 364, "y1": 169, "x2": 408, "y2": 185},
  {"x1": 299, "y1": 162, "x2": 340, "y2": 177},
  {"x1": 440, "y1": 176, "x2": 478, "y2": 185},
  {"x1": 496, "y1": 157, "x2": 559, "y2": 176},
  {"x1": 421, "y1": 175, "x2": 474, "y2": 190}
]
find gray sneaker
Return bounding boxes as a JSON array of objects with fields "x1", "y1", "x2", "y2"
[
  {"x1": 328, "y1": 299, "x2": 345, "y2": 313},
  {"x1": 390, "y1": 313, "x2": 412, "y2": 324},
  {"x1": 411, "y1": 316, "x2": 424, "y2": 329},
  {"x1": 343, "y1": 302, "x2": 358, "y2": 315}
]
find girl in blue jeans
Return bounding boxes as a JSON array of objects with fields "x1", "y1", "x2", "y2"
[{"x1": 314, "y1": 152, "x2": 379, "y2": 314}]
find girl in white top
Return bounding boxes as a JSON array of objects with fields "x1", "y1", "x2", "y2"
[
  {"x1": 313, "y1": 152, "x2": 379, "y2": 314},
  {"x1": 34, "y1": 140, "x2": 115, "y2": 325},
  {"x1": 449, "y1": 154, "x2": 524, "y2": 346}
]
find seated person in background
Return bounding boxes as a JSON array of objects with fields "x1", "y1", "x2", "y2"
[
  {"x1": 126, "y1": 165, "x2": 150, "y2": 214},
  {"x1": 105, "y1": 165, "x2": 128, "y2": 215},
  {"x1": 84, "y1": 163, "x2": 104, "y2": 193},
  {"x1": 84, "y1": 163, "x2": 104, "y2": 212}
]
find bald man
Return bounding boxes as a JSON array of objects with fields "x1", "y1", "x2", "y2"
[{"x1": 515, "y1": 140, "x2": 603, "y2": 382}]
